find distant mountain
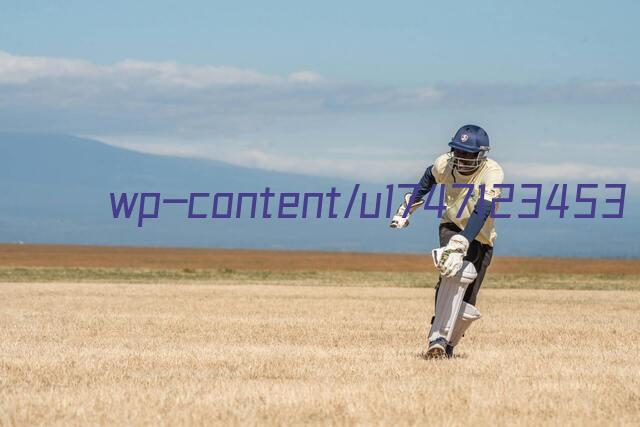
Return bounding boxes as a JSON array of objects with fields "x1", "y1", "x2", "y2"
[
  {"x1": 0, "y1": 132, "x2": 419, "y2": 252},
  {"x1": 1, "y1": 132, "x2": 638, "y2": 257}
]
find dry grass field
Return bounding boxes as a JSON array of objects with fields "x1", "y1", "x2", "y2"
[{"x1": 1, "y1": 245, "x2": 640, "y2": 425}]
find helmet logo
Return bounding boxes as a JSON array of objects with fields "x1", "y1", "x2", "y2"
[{"x1": 461, "y1": 134, "x2": 469, "y2": 142}]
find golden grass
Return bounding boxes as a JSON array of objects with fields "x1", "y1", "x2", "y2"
[{"x1": 1, "y1": 279, "x2": 639, "y2": 426}]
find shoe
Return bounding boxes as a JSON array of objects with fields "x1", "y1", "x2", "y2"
[
  {"x1": 445, "y1": 344, "x2": 454, "y2": 358},
  {"x1": 426, "y1": 337, "x2": 448, "y2": 358}
]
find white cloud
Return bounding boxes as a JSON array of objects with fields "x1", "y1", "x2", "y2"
[
  {"x1": 503, "y1": 162, "x2": 640, "y2": 184},
  {"x1": 95, "y1": 135, "x2": 640, "y2": 184},
  {"x1": 0, "y1": 50, "x2": 281, "y2": 86},
  {"x1": 288, "y1": 70, "x2": 323, "y2": 83},
  {"x1": 0, "y1": 50, "x2": 100, "y2": 83},
  {"x1": 539, "y1": 141, "x2": 640, "y2": 153},
  {"x1": 112, "y1": 60, "x2": 283, "y2": 87},
  {"x1": 1, "y1": 50, "x2": 637, "y2": 126},
  {"x1": 216, "y1": 148, "x2": 424, "y2": 182},
  {"x1": 94, "y1": 135, "x2": 424, "y2": 182},
  {"x1": 2, "y1": 51, "x2": 639, "y2": 184},
  {"x1": 0, "y1": 50, "x2": 448, "y2": 136}
]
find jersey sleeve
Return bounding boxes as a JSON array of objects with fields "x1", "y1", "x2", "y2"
[
  {"x1": 408, "y1": 165, "x2": 436, "y2": 203},
  {"x1": 407, "y1": 154, "x2": 449, "y2": 203},
  {"x1": 460, "y1": 162, "x2": 504, "y2": 242}
]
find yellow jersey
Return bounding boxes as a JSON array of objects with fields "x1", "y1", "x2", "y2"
[{"x1": 431, "y1": 153, "x2": 504, "y2": 246}]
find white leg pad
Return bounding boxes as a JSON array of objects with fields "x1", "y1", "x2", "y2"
[
  {"x1": 448, "y1": 303, "x2": 481, "y2": 347},
  {"x1": 428, "y1": 261, "x2": 477, "y2": 343}
]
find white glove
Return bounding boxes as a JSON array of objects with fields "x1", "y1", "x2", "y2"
[
  {"x1": 435, "y1": 234, "x2": 469, "y2": 277},
  {"x1": 390, "y1": 193, "x2": 425, "y2": 228}
]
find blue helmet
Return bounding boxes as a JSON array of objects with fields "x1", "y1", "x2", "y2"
[
  {"x1": 447, "y1": 125, "x2": 490, "y2": 173},
  {"x1": 449, "y1": 124, "x2": 490, "y2": 153}
]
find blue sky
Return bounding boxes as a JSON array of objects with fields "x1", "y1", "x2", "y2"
[
  {"x1": 1, "y1": 1, "x2": 639, "y2": 185},
  {"x1": 2, "y1": 1, "x2": 638, "y2": 84}
]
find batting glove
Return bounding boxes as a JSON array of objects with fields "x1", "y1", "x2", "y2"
[
  {"x1": 436, "y1": 234, "x2": 469, "y2": 277},
  {"x1": 390, "y1": 193, "x2": 424, "y2": 228}
]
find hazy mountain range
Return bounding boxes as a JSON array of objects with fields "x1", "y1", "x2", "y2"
[{"x1": 1, "y1": 133, "x2": 638, "y2": 258}]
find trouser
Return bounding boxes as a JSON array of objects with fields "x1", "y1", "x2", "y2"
[{"x1": 435, "y1": 222, "x2": 493, "y2": 307}]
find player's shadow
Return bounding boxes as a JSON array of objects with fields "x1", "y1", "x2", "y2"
[{"x1": 416, "y1": 351, "x2": 467, "y2": 360}]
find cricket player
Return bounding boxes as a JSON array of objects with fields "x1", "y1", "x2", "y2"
[{"x1": 390, "y1": 124, "x2": 504, "y2": 358}]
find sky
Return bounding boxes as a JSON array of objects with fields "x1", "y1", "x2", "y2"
[{"x1": 1, "y1": 0, "x2": 639, "y2": 185}]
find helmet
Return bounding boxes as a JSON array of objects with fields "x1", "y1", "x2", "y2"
[{"x1": 447, "y1": 124, "x2": 490, "y2": 173}]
